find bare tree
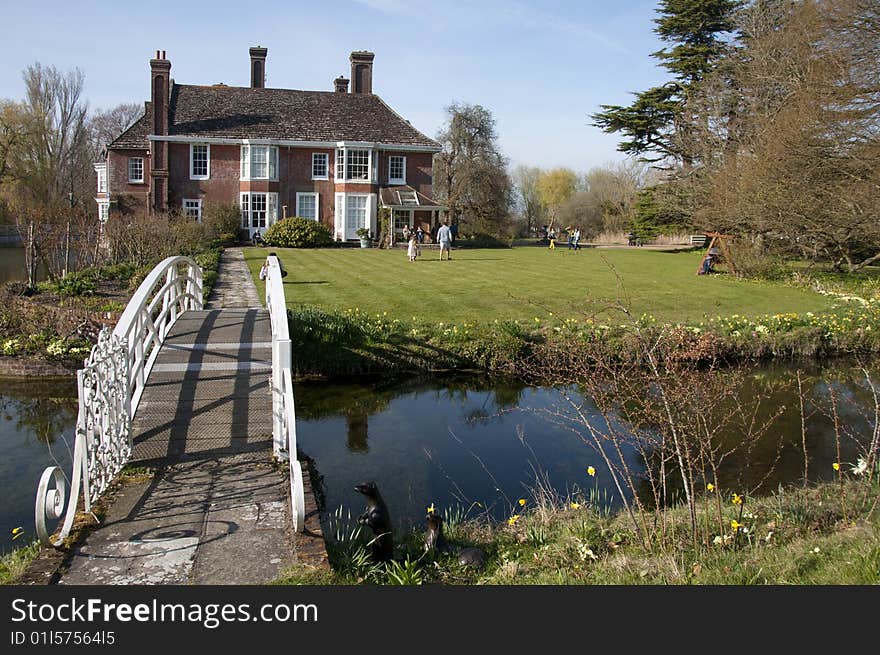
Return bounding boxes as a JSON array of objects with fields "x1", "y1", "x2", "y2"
[
  {"x1": 511, "y1": 164, "x2": 545, "y2": 237},
  {"x1": 89, "y1": 102, "x2": 142, "y2": 157}
]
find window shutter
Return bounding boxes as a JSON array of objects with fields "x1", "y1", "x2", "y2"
[
  {"x1": 314, "y1": 192, "x2": 320, "y2": 220},
  {"x1": 368, "y1": 193, "x2": 377, "y2": 236},
  {"x1": 240, "y1": 193, "x2": 249, "y2": 228},
  {"x1": 241, "y1": 146, "x2": 249, "y2": 179},
  {"x1": 269, "y1": 147, "x2": 278, "y2": 180}
]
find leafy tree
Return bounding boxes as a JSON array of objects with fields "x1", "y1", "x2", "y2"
[
  {"x1": 434, "y1": 102, "x2": 512, "y2": 237},
  {"x1": 535, "y1": 168, "x2": 578, "y2": 230}
]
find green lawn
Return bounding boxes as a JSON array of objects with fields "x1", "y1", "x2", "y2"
[{"x1": 244, "y1": 246, "x2": 836, "y2": 324}]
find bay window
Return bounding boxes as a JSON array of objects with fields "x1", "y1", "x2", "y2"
[
  {"x1": 240, "y1": 145, "x2": 278, "y2": 180},
  {"x1": 335, "y1": 147, "x2": 373, "y2": 182}
]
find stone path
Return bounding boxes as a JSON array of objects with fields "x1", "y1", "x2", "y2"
[{"x1": 51, "y1": 248, "x2": 327, "y2": 585}]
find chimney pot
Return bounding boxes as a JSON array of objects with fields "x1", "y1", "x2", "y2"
[{"x1": 334, "y1": 76, "x2": 350, "y2": 93}]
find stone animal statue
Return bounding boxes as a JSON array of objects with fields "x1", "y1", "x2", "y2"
[
  {"x1": 424, "y1": 511, "x2": 487, "y2": 570},
  {"x1": 355, "y1": 481, "x2": 394, "y2": 562}
]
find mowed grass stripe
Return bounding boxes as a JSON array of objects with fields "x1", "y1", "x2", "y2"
[{"x1": 244, "y1": 246, "x2": 836, "y2": 324}]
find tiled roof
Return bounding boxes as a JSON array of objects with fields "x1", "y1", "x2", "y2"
[
  {"x1": 109, "y1": 84, "x2": 439, "y2": 150},
  {"x1": 109, "y1": 102, "x2": 152, "y2": 150}
]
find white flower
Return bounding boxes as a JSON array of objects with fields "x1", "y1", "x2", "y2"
[{"x1": 850, "y1": 457, "x2": 868, "y2": 476}]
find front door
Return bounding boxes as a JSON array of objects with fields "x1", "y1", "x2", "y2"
[{"x1": 241, "y1": 192, "x2": 277, "y2": 239}]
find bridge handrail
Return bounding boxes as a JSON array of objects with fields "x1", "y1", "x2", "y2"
[
  {"x1": 265, "y1": 255, "x2": 305, "y2": 532},
  {"x1": 34, "y1": 256, "x2": 203, "y2": 546}
]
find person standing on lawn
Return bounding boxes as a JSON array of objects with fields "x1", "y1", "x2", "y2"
[{"x1": 437, "y1": 221, "x2": 453, "y2": 261}]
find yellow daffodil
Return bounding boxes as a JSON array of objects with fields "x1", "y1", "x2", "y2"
[
  {"x1": 427, "y1": 503, "x2": 436, "y2": 515},
  {"x1": 11, "y1": 527, "x2": 23, "y2": 541},
  {"x1": 730, "y1": 520, "x2": 741, "y2": 530},
  {"x1": 832, "y1": 462, "x2": 840, "y2": 471},
  {"x1": 587, "y1": 466, "x2": 596, "y2": 477},
  {"x1": 570, "y1": 502, "x2": 581, "y2": 510},
  {"x1": 507, "y1": 515, "x2": 520, "y2": 526},
  {"x1": 706, "y1": 483, "x2": 715, "y2": 492},
  {"x1": 732, "y1": 493, "x2": 743, "y2": 505},
  {"x1": 518, "y1": 498, "x2": 526, "y2": 507}
]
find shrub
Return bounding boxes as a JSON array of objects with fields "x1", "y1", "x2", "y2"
[{"x1": 264, "y1": 217, "x2": 333, "y2": 248}]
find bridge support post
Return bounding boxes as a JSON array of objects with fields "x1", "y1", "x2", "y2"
[{"x1": 272, "y1": 337, "x2": 292, "y2": 459}]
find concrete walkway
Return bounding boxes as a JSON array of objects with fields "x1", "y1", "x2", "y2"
[{"x1": 50, "y1": 247, "x2": 327, "y2": 585}]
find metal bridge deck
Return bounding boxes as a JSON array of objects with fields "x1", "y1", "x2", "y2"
[{"x1": 130, "y1": 309, "x2": 273, "y2": 464}]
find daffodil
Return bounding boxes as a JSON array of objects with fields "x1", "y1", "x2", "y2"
[
  {"x1": 832, "y1": 462, "x2": 840, "y2": 471},
  {"x1": 851, "y1": 458, "x2": 868, "y2": 476},
  {"x1": 570, "y1": 502, "x2": 581, "y2": 510},
  {"x1": 730, "y1": 520, "x2": 741, "y2": 530},
  {"x1": 507, "y1": 515, "x2": 520, "y2": 526},
  {"x1": 587, "y1": 466, "x2": 596, "y2": 477},
  {"x1": 427, "y1": 503, "x2": 436, "y2": 515},
  {"x1": 706, "y1": 483, "x2": 715, "y2": 492},
  {"x1": 518, "y1": 498, "x2": 526, "y2": 507},
  {"x1": 11, "y1": 527, "x2": 23, "y2": 541},
  {"x1": 732, "y1": 493, "x2": 743, "y2": 505}
]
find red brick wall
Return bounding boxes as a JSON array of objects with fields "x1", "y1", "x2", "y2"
[
  {"x1": 108, "y1": 149, "x2": 150, "y2": 213},
  {"x1": 376, "y1": 150, "x2": 435, "y2": 198},
  {"x1": 121, "y1": 143, "x2": 436, "y2": 228},
  {"x1": 168, "y1": 144, "x2": 242, "y2": 211}
]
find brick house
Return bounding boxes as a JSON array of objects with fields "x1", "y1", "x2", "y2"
[{"x1": 94, "y1": 47, "x2": 442, "y2": 242}]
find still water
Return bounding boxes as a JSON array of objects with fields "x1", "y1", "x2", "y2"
[
  {"x1": 0, "y1": 377, "x2": 76, "y2": 553},
  {"x1": 294, "y1": 363, "x2": 875, "y2": 532},
  {"x1": 0, "y1": 362, "x2": 875, "y2": 553}
]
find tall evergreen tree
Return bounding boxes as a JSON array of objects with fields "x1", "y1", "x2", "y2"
[{"x1": 592, "y1": 0, "x2": 741, "y2": 166}]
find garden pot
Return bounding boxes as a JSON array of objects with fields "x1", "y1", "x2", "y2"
[{"x1": 359, "y1": 238, "x2": 370, "y2": 248}]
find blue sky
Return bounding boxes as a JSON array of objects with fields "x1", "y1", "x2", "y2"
[{"x1": 0, "y1": 0, "x2": 667, "y2": 172}]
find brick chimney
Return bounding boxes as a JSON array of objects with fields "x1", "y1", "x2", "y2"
[
  {"x1": 349, "y1": 51, "x2": 374, "y2": 94},
  {"x1": 149, "y1": 50, "x2": 171, "y2": 211},
  {"x1": 334, "y1": 76, "x2": 350, "y2": 93},
  {"x1": 150, "y1": 50, "x2": 171, "y2": 136},
  {"x1": 250, "y1": 46, "x2": 267, "y2": 88}
]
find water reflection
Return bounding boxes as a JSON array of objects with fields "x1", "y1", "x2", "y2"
[
  {"x1": 294, "y1": 362, "x2": 877, "y2": 533},
  {"x1": 0, "y1": 377, "x2": 77, "y2": 553}
]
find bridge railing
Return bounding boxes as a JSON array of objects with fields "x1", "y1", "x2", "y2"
[
  {"x1": 34, "y1": 256, "x2": 202, "y2": 546},
  {"x1": 265, "y1": 254, "x2": 305, "y2": 532}
]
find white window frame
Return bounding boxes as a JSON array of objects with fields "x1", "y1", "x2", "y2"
[
  {"x1": 334, "y1": 192, "x2": 376, "y2": 240},
  {"x1": 240, "y1": 192, "x2": 278, "y2": 230},
  {"x1": 334, "y1": 147, "x2": 374, "y2": 183},
  {"x1": 240, "y1": 144, "x2": 278, "y2": 181},
  {"x1": 392, "y1": 208, "x2": 412, "y2": 235},
  {"x1": 295, "y1": 192, "x2": 320, "y2": 221},
  {"x1": 388, "y1": 155, "x2": 406, "y2": 185},
  {"x1": 183, "y1": 198, "x2": 203, "y2": 222},
  {"x1": 190, "y1": 144, "x2": 210, "y2": 180},
  {"x1": 311, "y1": 153, "x2": 329, "y2": 180},
  {"x1": 95, "y1": 164, "x2": 107, "y2": 193},
  {"x1": 128, "y1": 157, "x2": 144, "y2": 184},
  {"x1": 98, "y1": 201, "x2": 109, "y2": 222}
]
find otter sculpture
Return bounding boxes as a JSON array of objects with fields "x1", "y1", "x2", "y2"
[
  {"x1": 354, "y1": 481, "x2": 394, "y2": 562},
  {"x1": 424, "y1": 511, "x2": 487, "y2": 570}
]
